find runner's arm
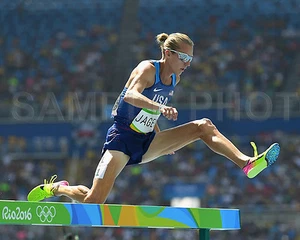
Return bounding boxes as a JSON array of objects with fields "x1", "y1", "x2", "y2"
[{"x1": 124, "y1": 62, "x2": 161, "y2": 111}]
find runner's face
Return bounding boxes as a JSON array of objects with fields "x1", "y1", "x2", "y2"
[{"x1": 166, "y1": 43, "x2": 193, "y2": 75}]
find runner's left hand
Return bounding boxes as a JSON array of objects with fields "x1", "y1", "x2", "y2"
[{"x1": 160, "y1": 106, "x2": 178, "y2": 121}]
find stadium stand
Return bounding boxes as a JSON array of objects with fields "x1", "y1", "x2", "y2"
[{"x1": 0, "y1": 0, "x2": 299, "y2": 239}]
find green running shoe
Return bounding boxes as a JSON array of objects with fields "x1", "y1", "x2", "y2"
[
  {"x1": 27, "y1": 175, "x2": 69, "y2": 202},
  {"x1": 243, "y1": 142, "x2": 280, "y2": 178}
]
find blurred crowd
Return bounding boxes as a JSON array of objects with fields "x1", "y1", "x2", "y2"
[
  {"x1": 0, "y1": 0, "x2": 122, "y2": 118},
  {"x1": 0, "y1": 0, "x2": 300, "y2": 117},
  {"x1": 135, "y1": 0, "x2": 300, "y2": 104},
  {"x1": 0, "y1": 0, "x2": 300, "y2": 239}
]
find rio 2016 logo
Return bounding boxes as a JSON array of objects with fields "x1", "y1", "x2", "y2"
[
  {"x1": 2, "y1": 206, "x2": 32, "y2": 220},
  {"x1": 2, "y1": 205, "x2": 57, "y2": 223},
  {"x1": 36, "y1": 206, "x2": 56, "y2": 223}
]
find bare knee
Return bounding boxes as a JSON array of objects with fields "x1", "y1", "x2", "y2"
[{"x1": 192, "y1": 118, "x2": 216, "y2": 138}]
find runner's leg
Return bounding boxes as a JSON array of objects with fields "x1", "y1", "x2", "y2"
[
  {"x1": 55, "y1": 150, "x2": 129, "y2": 203},
  {"x1": 142, "y1": 118, "x2": 250, "y2": 168}
]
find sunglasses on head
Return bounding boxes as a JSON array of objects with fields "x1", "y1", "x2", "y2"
[{"x1": 165, "y1": 48, "x2": 193, "y2": 63}]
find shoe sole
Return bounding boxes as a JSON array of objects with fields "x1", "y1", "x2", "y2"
[
  {"x1": 266, "y1": 143, "x2": 280, "y2": 166},
  {"x1": 27, "y1": 180, "x2": 69, "y2": 202},
  {"x1": 247, "y1": 143, "x2": 280, "y2": 178}
]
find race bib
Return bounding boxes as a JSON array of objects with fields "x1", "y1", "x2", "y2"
[{"x1": 130, "y1": 108, "x2": 161, "y2": 133}]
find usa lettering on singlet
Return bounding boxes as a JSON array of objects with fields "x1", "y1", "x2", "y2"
[
  {"x1": 130, "y1": 86, "x2": 171, "y2": 133},
  {"x1": 112, "y1": 60, "x2": 176, "y2": 133}
]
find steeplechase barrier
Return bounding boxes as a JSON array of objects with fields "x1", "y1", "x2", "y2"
[{"x1": 0, "y1": 200, "x2": 240, "y2": 240}]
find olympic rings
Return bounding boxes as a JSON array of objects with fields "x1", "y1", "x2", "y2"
[{"x1": 36, "y1": 206, "x2": 56, "y2": 222}]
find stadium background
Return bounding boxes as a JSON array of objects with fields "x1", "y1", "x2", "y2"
[{"x1": 0, "y1": 0, "x2": 299, "y2": 239}]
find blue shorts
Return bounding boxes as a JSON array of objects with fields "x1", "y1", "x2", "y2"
[{"x1": 102, "y1": 121, "x2": 156, "y2": 165}]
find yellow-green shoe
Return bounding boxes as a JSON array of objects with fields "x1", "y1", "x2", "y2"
[
  {"x1": 27, "y1": 175, "x2": 69, "y2": 202},
  {"x1": 243, "y1": 142, "x2": 280, "y2": 178}
]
